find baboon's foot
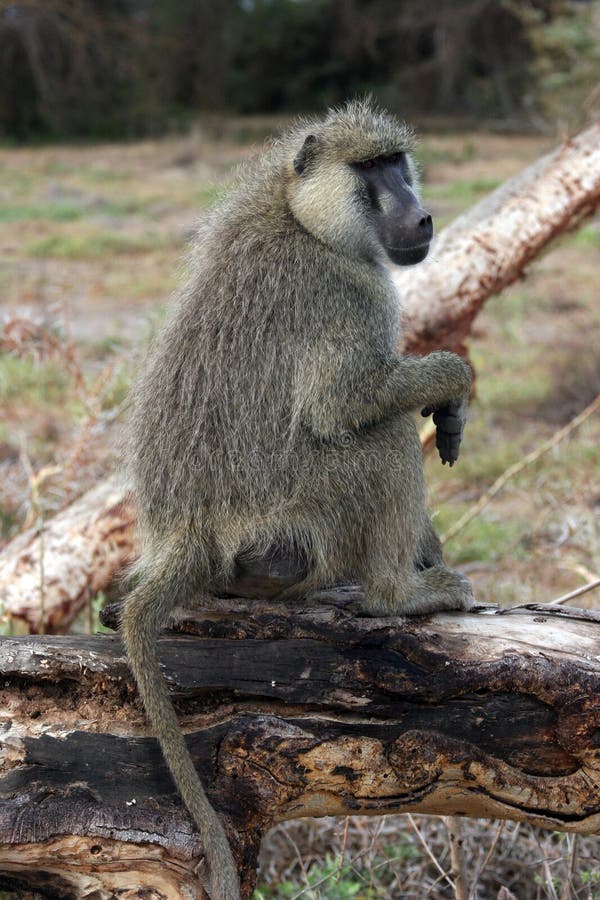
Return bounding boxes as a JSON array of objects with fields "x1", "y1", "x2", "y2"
[
  {"x1": 363, "y1": 566, "x2": 474, "y2": 617},
  {"x1": 404, "y1": 566, "x2": 475, "y2": 615},
  {"x1": 363, "y1": 579, "x2": 410, "y2": 617}
]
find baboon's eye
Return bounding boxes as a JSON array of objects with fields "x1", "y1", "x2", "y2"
[
  {"x1": 364, "y1": 182, "x2": 381, "y2": 211},
  {"x1": 387, "y1": 151, "x2": 412, "y2": 183},
  {"x1": 357, "y1": 158, "x2": 376, "y2": 170}
]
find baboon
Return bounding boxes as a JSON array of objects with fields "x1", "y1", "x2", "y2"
[{"x1": 122, "y1": 99, "x2": 473, "y2": 900}]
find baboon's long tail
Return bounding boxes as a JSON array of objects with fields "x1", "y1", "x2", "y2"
[{"x1": 120, "y1": 556, "x2": 241, "y2": 900}]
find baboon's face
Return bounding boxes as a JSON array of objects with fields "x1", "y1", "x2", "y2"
[
  {"x1": 288, "y1": 133, "x2": 432, "y2": 266},
  {"x1": 352, "y1": 153, "x2": 433, "y2": 266}
]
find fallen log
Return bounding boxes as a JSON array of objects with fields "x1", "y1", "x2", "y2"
[
  {"x1": 1, "y1": 594, "x2": 600, "y2": 898},
  {"x1": 0, "y1": 476, "x2": 135, "y2": 633},
  {"x1": 1, "y1": 120, "x2": 599, "y2": 633}
]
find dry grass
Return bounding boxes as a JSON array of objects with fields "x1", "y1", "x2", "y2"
[
  {"x1": 256, "y1": 815, "x2": 600, "y2": 898},
  {"x1": 1, "y1": 122, "x2": 599, "y2": 896}
]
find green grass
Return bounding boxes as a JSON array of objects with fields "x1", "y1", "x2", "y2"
[
  {"x1": 0, "y1": 352, "x2": 133, "y2": 420},
  {"x1": 428, "y1": 176, "x2": 503, "y2": 202},
  {"x1": 532, "y1": 438, "x2": 600, "y2": 491},
  {"x1": 95, "y1": 198, "x2": 146, "y2": 216},
  {"x1": 484, "y1": 290, "x2": 531, "y2": 340},
  {"x1": 477, "y1": 368, "x2": 551, "y2": 413},
  {"x1": 438, "y1": 509, "x2": 525, "y2": 564},
  {"x1": 0, "y1": 354, "x2": 69, "y2": 405},
  {"x1": 0, "y1": 199, "x2": 149, "y2": 224},
  {"x1": 41, "y1": 160, "x2": 72, "y2": 175},
  {"x1": 255, "y1": 843, "x2": 420, "y2": 899},
  {"x1": 569, "y1": 224, "x2": 600, "y2": 248},
  {"x1": 0, "y1": 203, "x2": 85, "y2": 223},
  {"x1": 570, "y1": 441, "x2": 600, "y2": 467},
  {"x1": 40, "y1": 159, "x2": 136, "y2": 184},
  {"x1": 417, "y1": 138, "x2": 477, "y2": 167},
  {"x1": 469, "y1": 334, "x2": 552, "y2": 414},
  {"x1": 449, "y1": 437, "x2": 529, "y2": 483},
  {"x1": 91, "y1": 263, "x2": 178, "y2": 303},
  {"x1": 99, "y1": 364, "x2": 132, "y2": 410},
  {"x1": 82, "y1": 333, "x2": 127, "y2": 356},
  {"x1": 79, "y1": 167, "x2": 134, "y2": 183},
  {"x1": 0, "y1": 508, "x2": 19, "y2": 543},
  {"x1": 27, "y1": 230, "x2": 170, "y2": 259},
  {"x1": 0, "y1": 168, "x2": 35, "y2": 196}
]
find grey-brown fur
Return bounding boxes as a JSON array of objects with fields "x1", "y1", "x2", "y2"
[{"x1": 121, "y1": 99, "x2": 473, "y2": 900}]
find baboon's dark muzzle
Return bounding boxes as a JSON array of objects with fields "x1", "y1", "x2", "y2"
[{"x1": 381, "y1": 199, "x2": 433, "y2": 266}]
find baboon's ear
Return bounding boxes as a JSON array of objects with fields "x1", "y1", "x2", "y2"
[{"x1": 293, "y1": 134, "x2": 318, "y2": 176}]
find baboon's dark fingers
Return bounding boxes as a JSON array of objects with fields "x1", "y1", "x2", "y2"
[
  {"x1": 436, "y1": 428, "x2": 459, "y2": 465},
  {"x1": 426, "y1": 401, "x2": 465, "y2": 465}
]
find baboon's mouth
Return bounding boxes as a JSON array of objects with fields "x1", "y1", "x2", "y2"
[{"x1": 387, "y1": 242, "x2": 430, "y2": 266}]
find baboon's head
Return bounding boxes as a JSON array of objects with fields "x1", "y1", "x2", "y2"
[{"x1": 286, "y1": 99, "x2": 432, "y2": 266}]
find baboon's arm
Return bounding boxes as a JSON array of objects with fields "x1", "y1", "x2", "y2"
[
  {"x1": 389, "y1": 351, "x2": 471, "y2": 411},
  {"x1": 297, "y1": 348, "x2": 471, "y2": 437}
]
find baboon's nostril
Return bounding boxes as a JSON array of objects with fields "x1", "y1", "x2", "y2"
[{"x1": 418, "y1": 212, "x2": 433, "y2": 239}]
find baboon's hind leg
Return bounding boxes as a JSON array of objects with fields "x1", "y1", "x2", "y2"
[{"x1": 415, "y1": 516, "x2": 444, "y2": 570}]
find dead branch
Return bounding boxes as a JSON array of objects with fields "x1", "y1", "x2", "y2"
[
  {"x1": 0, "y1": 476, "x2": 135, "y2": 632},
  {"x1": 1, "y1": 595, "x2": 600, "y2": 898}
]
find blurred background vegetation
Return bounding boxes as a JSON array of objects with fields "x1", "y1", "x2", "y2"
[{"x1": 1, "y1": 0, "x2": 599, "y2": 142}]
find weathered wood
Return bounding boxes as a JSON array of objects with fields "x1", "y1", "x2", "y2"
[
  {"x1": 1, "y1": 120, "x2": 599, "y2": 632},
  {"x1": 0, "y1": 476, "x2": 135, "y2": 633},
  {"x1": 1, "y1": 595, "x2": 600, "y2": 898}
]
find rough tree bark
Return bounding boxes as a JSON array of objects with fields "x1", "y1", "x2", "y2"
[
  {"x1": 1, "y1": 120, "x2": 599, "y2": 631},
  {"x1": 1, "y1": 594, "x2": 600, "y2": 898}
]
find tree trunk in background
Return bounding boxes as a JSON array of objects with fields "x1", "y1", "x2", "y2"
[
  {"x1": 1, "y1": 597, "x2": 600, "y2": 897},
  {"x1": 1, "y1": 121, "x2": 599, "y2": 632}
]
